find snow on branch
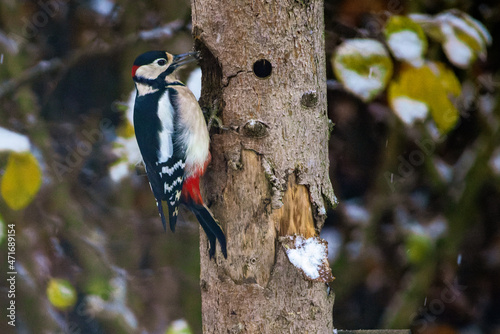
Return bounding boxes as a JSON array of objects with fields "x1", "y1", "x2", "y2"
[{"x1": 281, "y1": 235, "x2": 335, "y2": 283}]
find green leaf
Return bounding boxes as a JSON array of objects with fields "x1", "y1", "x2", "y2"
[
  {"x1": 85, "y1": 277, "x2": 112, "y2": 300},
  {"x1": 116, "y1": 118, "x2": 135, "y2": 139},
  {"x1": 332, "y1": 39, "x2": 393, "y2": 102},
  {"x1": 406, "y1": 233, "x2": 434, "y2": 265},
  {"x1": 1, "y1": 152, "x2": 42, "y2": 210}
]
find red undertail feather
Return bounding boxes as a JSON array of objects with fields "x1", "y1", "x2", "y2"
[
  {"x1": 182, "y1": 175, "x2": 203, "y2": 205},
  {"x1": 182, "y1": 156, "x2": 211, "y2": 205}
]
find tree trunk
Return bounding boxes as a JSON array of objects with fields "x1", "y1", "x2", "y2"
[{"x1": 191, "y1": 0, "x2": 337, "y2": 332}]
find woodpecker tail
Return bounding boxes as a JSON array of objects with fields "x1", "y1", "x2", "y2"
[
  {"x1": 166, "y1": 201, "x2": 179, "y2": 232},
  {"x1": 157, "y1": 200, "x2": 168, "y2": 232},
  {"x1": 154, "y1": 190, "x2": 181, "y2": 233},
  {"x1": 190, "y1": 203, "x2": 227, "y2": 259}
]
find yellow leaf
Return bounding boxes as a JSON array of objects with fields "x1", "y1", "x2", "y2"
[
  {"x1": 47, "y1": 278, "x2": 77, "y2": 310},
  {"x1": 1, "y1": 152, "x2": 42, "y2": 210},
  {"x1": 388, "y1": 63, "x2": 459, "y2": 133},
  {"x1": 428, "y1": 62, "x2": 461, "y2": 97},
  {"x1": 116, "y1": 119, "x2": 135, "y2": 139},
  {"x1": 429, "y1": 90, "x2": 459, "y2": 134}
]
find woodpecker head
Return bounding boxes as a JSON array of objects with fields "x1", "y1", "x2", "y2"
[{"x1": 132, "y1": 51, "x2": 199, "y2": 89}]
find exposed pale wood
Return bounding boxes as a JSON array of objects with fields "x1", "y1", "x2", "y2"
[
  {"x1": 274, "y1": 175, "x2": 316, "y2": 238},
  {"x1": 192, "y1": 0, "x2": 337, "y2": 332}
]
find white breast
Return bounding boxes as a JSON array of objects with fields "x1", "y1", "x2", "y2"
[{"x1": 174, "y1": 86, "x2": 210, "y2": 176}]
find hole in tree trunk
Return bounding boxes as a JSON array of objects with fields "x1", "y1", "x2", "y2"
[{"x1": 253, "y1": 59, "x2": 272, "y2": 78}]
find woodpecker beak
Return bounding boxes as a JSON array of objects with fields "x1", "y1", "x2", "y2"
[{"x1": 171, "y1": 52, "x2": 200, "y2": 70}]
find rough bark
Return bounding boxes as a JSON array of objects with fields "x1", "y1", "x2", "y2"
[{"x1": 191, "y1": 0, "x2": 337, "y2": 332}]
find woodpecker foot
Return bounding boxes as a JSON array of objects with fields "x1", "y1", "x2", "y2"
[{"x1": 205, "y1": 105, "x2": 227, "y2": 132}]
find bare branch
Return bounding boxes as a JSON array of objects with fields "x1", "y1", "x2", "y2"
[{"x1": 0, "y1": 20, "x2": 186, "y2": 99}]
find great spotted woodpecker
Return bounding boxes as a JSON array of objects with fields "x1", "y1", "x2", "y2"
[{"x1": 132, "y1": 50, "x2": 227, "y2": 259}]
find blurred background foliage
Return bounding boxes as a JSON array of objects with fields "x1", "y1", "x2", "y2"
[{"x1": 0, "y1": 0, "x2": 499, "y2": 333}]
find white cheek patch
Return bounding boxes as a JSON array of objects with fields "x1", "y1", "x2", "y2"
[{"x1": 135, "y1": 64, "x2": 164, "y2": 80}]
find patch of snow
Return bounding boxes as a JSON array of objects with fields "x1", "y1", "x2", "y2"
[
  {"x1": 170, "y1": 319, "x2": 190, "y2": 331},
  {"x1": 186, "y1": 67, "x2": 202, "y2": 101},
  {"x1": 441, "y1": 24, "x2": 474, "y2": 68},
  {"x1": 392, "y1": 96, "x2": 429, "y2": 125},
  {"x1": 433, "y1": 158, "x2": 453, "y2": 182},
  {"x1": 90, "y1": 0, "x2": 114, "y2": 16},
  {"x1": 285, "y1": 236, "x2": 327, "y2": 280},
  {"x1": 110, "y1": 137, "x2": 142, "y2": 182},
  {"x1": 457, "y1": 253, "x2": 462, "y2": 265},
  {"x1": 334, "y1": 39, "x2": 391, "y2": 101},
  {"x1": 387, "y1": 30, "x2": 424, "y2": 66},
  {"x1": 336, "y1": 65, "x2": 384, "y2": 101},
  {"x1": 409, "y1": 13, "x2": 433, "y2": 23},
  {"x1": 478, "y1": 94, "x2": 496, "y2": 115},
  {"x1": 126, "y1": 90, "x2": 136, "y2": 125},
  {"x1": 425, "y1": 217, "x2": 448, "y2": 240},
  {"x1": 425, "y1": 121, "x2": 443, "y2": 142},
  {"x1": 346, "y1": 240, "x2": 362, "y2": 260},
  {"x1": 437, "y1": 12, "x2": 486, "y2": 48},
  {"x1": 109, "y1": 161, "x2": 130, "y2": 183},
  {"x1": 339, "y1": 39, "x2": 388, "y2": 56},
  {"x1": 116, "y1": 136, "x2": 141, "y2": 163},
  {"x1": 490, "y1": 148, "x2": 500, "y2": 174},
  {"x1": 0, "y1": 127, "x2": 30, "y2": 152},
  {"x1": 454, "y1": 148, "x2": 476, "y2": 182},
  {"x1": 342, "y1": 199, "x2": 370, "y2": 225},
  {"x1": 139, "y1": 25, "x2": 173, "y2": 41},
  {"x1": 464, "y1": 14, "x2": 492, "y2": 45},
  {"x1": 320, "y1": 227, "x2": 342, "y2": 262}
]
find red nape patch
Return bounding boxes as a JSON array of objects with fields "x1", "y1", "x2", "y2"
[
  {"x1": 131, "y1": 65, "x2": 139, "y2": 77},
  {"x1": 182, "y1": 175, "x2": 203, "y2": 205}
]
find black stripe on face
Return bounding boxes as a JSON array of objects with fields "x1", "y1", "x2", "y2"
[{"x1": 134, "y1": 76, "x2": 163, "y2": 90}]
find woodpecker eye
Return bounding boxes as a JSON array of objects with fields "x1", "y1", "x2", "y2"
[{"x1": 157, "y1": 59, "x2": 167, "y2": 66}]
